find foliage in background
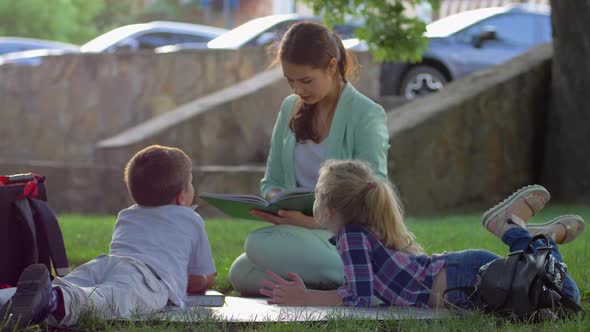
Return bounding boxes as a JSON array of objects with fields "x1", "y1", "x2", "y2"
[
  {"x1": 300, "y1": 0, "x2": 439, "y2": 62},
  {"x1": 0, "y1": 0, "x2": 213, "y2": 44},
  {"x1": 0, "y1": 0, "x2": 104, "y2": 44},
  {"x1": 92, "y1": 0, "x2": 136, "y2": 34},
  {"x1": 0, "y1": 0, "x2": 440, "y2": 61},
  {"x1": 95, "y1": 0, "x2": 217, "y2": 32},
  {"x1": 131, "y1": 0, "x2": 205, "y2": 23}
]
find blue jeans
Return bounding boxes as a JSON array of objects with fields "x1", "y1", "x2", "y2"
[{"x1": 444, "y1": 226, "x2": 580, "y2": 308}]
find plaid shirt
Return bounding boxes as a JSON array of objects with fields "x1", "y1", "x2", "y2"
[{"x1": 331, "y1": 224, "x2": 445, "y2": 307}]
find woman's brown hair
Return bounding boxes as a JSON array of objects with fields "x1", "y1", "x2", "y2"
[{"x1": 276, "y1": 21, "x2": 358, "y2": 143}]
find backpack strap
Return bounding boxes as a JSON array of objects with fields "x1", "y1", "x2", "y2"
[
  {"x1": 12, "y1": 199, "x2": 39, "y2": 264},
  {"x1": 442, "y1": 285, "x2": 476, "y2": 301},
  {"x1": 544, "y1": 277, "x2": 584, "y2": 314},
  {"x1": 27, "y1": 198, "x2": 69, "y2": 277}
]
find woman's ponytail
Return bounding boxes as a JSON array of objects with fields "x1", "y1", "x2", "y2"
[{"x1": 331, "y1": 32, "x2": 358, "y2": 83}]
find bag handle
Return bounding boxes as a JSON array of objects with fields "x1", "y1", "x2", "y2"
[{"x1": 527, "y1": 234, "x2": 553, "y2": 251}]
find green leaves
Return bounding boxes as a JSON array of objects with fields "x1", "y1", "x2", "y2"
[
  {"x1": 0, "y1": 0, "x2": 104, "y2": 44},
  {"x1": 300, "y1": 0, "x2": 439, "y2": 63}
]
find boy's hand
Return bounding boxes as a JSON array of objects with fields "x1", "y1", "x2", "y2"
[{"x1": 187, "y1": 272, "x2": 217, "y2": 294}]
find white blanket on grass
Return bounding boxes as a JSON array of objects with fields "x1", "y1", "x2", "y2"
[
  {"x1": 161, "y1": 296, "x2": 451, "y2": 322},
  {"x1": 0, "y1": 288, "x2": 450, "y2": 322}
]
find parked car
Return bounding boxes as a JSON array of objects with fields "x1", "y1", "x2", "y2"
[
  {"x1": 379, "y1": 4, "x2": 551, "y2": 98},
  {"x1": 156, "y1": 14, "x2": 359, "y2": 53},
  {"x1": 1, "y1": 21, "x2": 227, "y2": 66},
  {"x1": 0, "y1": 37, "x2": 78, "y2": 55}
]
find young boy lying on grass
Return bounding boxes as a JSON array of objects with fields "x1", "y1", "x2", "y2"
[{"x1": 2, "y1": 145, "x2": 217, "y2": 329}]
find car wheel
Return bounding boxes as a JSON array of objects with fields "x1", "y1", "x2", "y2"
[{"x1": 400, "y1": 65, "x2": 448, "y2": 99}]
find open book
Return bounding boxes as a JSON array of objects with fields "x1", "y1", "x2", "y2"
[
  {"x1": 185, "y1": 289, "x2": 225, "y2": 307},
  {"x1": 199, "y1": 188, "x2": 314, "y2": 221}
]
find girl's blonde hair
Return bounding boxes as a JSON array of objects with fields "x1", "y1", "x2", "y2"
[{"x1": 316, "y1": 160, "x2": 424, "y2": 254}]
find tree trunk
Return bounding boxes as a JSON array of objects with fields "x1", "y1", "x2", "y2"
[{"x1": 542, "y1": 1, "x2": 590, "y2": 201}]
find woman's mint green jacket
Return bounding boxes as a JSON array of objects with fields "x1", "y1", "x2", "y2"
[{"x1": 260, "y1": 82, "x2": 390, "y2": 197}]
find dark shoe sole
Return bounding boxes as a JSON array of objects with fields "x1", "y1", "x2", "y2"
[{"x1": 9, "y1": 264, "x2": 51, "y2": 328}]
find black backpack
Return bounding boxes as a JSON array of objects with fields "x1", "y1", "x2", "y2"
[
  {"x1": 0, "y1": 173, "x2": 69, "y2": 286},
  {"x1": 446, "y1": 234, "x2": 583, "y2": 321}
]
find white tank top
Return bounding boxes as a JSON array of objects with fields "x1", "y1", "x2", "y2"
[{"x1": 293, "y1": 140, "x2": 326, "y2": 188}]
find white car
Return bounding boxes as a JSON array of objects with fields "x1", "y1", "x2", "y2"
[
  {"x1": 1, "y1": 21, "x2": 227, "y2": 66},
  {"x1": 156, "y1": 14, "x2": 359, "y2": 53},
  {"x1": 0, "y1": 37, "x2": 78, "y2": 55}
]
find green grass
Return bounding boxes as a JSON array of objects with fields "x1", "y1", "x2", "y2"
[{"x1": 17, "y1": 205, "x2": 590, "y2": 330}]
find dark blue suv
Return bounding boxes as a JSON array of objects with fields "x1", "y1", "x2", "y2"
[{"x1": 379, "y1": 4, "x2": 551, "y2": 98}]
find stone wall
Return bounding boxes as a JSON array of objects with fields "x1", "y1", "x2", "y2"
[
  {"x1": 0, "y1": 48, "x2": 270, "y2": 163},
  {"x1": 0, "y1": 160, "x2": 264, "y2": 215},
  {"x1": 387, "y1": 44, "x2": 552, "y2": 214},
  {"x1": 0, "y1": 45, "x2": 555, "y2": 216},
  {"x1": 94, "y1": 51, "x2": 380, "y2": 168},
  {"x1": 0, "y1": 49, "x2": 378, "y2": 165},
  {"x1": 95, "y1": 68, "x2": 291, "y2": 168}
]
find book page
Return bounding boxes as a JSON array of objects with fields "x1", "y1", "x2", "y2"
[
  {"x1": 199, "y1": 192, "x2": 269, "y2": 206},
  {"x1": 270, "y1": 187, "x2": 314, "y2": 203}
]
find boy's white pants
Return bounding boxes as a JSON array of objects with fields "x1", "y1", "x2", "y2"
[{"x1": 48, "y1": 255, "x2": 168, "y2": 327}]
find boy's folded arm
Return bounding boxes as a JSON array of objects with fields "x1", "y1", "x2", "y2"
[{"x1": 187, "y1": 272, "x2": 217, "y2": 294}]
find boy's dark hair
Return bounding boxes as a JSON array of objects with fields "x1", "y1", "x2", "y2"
[{"x1": 124, "y1": 145, "x2": 192, "y2": 206}]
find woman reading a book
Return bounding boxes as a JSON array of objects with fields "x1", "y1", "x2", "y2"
[{"x1": 228, "y1": 21, "x2": 390, "y2": 296}]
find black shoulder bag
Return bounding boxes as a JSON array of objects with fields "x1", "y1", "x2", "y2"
[{"x1": 446, "y1": 234, "x2": 583, "y2": 321}]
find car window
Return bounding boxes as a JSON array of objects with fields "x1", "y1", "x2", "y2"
[
  {"x1": 134, "y1": 32, "x2": 206, "y2": 49},
  {"x1": 333, "y1": 24, "x2": 358, "y2": 39},
  {"x1": 245, "y1": 20, "x2": 296, "y2": 47},
  {"x1": 457, "y1": 13, "x2": 537, "y2": 46},
  {"x1": 0, "y1": 44, "x2": 18, "y2": 54},
  {"x1": 178, "y1": 33, "x2": 212, "y2": 43},
  {"x1": 536, "y1": 14, "x2": 552, "y2": 43},
  {"x1": 244, "y1": 21, "x2": 358, "y2": 47},
  {"x1": 0, "y1": 43, "x2": 35, "y2": 54}
]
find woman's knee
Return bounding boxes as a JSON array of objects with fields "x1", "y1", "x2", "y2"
[
  {"x1": 228, "y1": 253, "x2": 267, "y2": 296},
  {"x1": 244, "y1": 225, "x2": 333, "y2": 264},
  {"x1": 241, "y1": 225, "x2": 344, "y2": 287}
]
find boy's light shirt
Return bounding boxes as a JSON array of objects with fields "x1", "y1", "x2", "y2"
[{"x1": 110, "y1": 204, "x2": 215, "y2": 307}]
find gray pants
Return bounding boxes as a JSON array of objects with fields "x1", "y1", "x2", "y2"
[
  {"x1": 228, "y1": 225, "x2": 345, "y2": 296},
  {"x1": 49, "y1": 255, "x2": 168, "y2": 327}
]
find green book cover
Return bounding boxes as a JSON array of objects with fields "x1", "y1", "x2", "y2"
[{"x1": 199, "y1": 188, "x2": 314, "y2": 221}]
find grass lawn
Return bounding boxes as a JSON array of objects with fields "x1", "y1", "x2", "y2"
[{"x1": 24, "y1": 205, "x2": 590, "y2": 330}]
